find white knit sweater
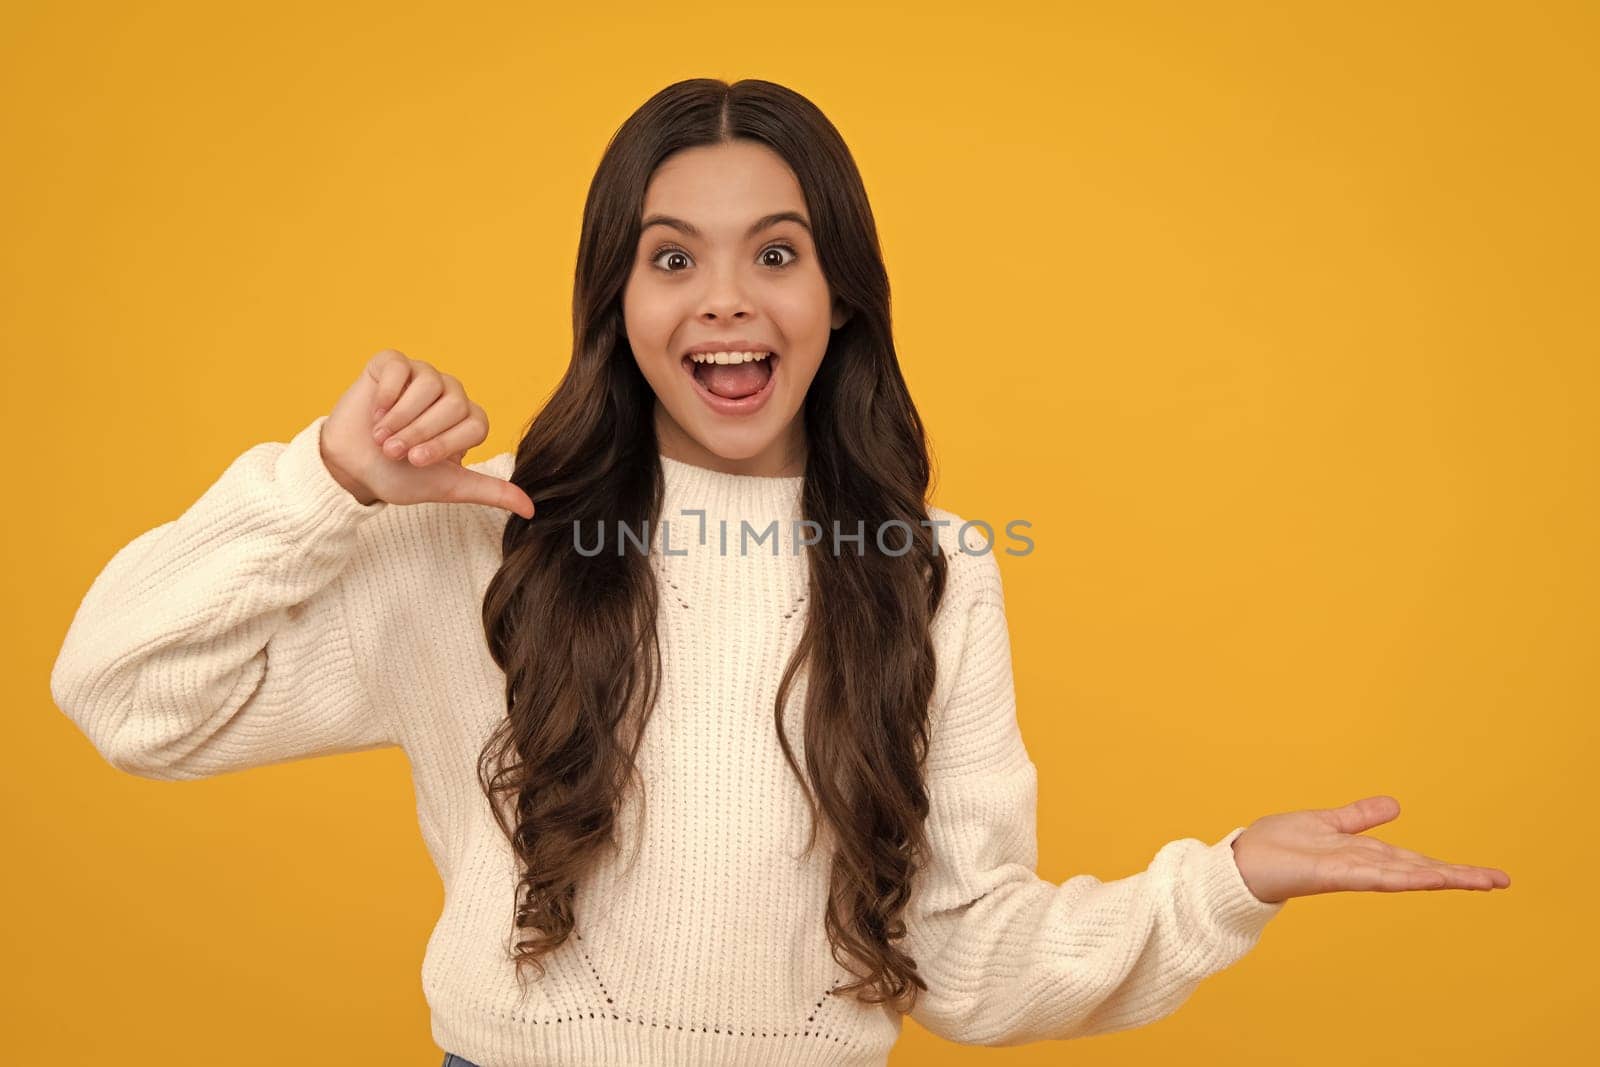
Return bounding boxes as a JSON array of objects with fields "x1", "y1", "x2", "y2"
[{"x1": 50, "y1": 414, "x2": 1285, "y2": 1066}]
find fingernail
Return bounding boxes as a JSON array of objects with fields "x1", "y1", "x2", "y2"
[
  {"x1": 384, "y1": 437, "x2": 406, "y2": 456},
  {"x1": 373, "y1": 407, "x2": 387, "y2": 422},
  {"x1": 373, "y1": 426, "x2": 390, "y2": 444}
]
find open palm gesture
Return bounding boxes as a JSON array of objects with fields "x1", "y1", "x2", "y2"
[{"x1": 1231, "y1": 795, "x2": 1512, "y2": 904}]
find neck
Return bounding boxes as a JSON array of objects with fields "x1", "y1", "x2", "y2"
[{"x1": 653, "y1": 401, "x2": 807, "y2": 478}]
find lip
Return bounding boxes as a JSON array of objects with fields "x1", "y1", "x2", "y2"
[{"x1": 680, "y1": 350, "x2": 780, "y2": 417}]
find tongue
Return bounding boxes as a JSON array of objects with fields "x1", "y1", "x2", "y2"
[{"x1": 696, "y1": 358, "x2": 772, "y2": 399}]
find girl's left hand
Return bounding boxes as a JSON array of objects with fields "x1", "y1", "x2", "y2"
[{"x1": 1230, "y1": 794, "x2": 1512, "y2": 904}]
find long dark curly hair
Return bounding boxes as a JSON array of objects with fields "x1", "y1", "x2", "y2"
[{"x1": 477, "y1": 77, "x2": 950, "y2": 1014}]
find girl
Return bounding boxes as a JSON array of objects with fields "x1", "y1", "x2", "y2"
[{"x1": 51, "y1": 78, "x2": 1510, "y2": 1067}]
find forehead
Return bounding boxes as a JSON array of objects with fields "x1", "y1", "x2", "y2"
[{"x1": 640, "y1": 141, "x2": 807, "y2": 224}]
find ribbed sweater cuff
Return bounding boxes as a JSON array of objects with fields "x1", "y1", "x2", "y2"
[
  {"x1": 275, "y1": 414, "x2": 389, "y2": 533},
  {"x1": 1191, "y1": 825, "x2": 1287, "y2": 956}
]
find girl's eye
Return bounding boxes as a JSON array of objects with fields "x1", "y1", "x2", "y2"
[{"x1": 647, "y1": 242, "x2": 800, "y2": 273}]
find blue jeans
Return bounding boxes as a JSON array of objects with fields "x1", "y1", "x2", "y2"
[{"x1": 441, "y1": 1055, "x2": 481, "y2": 1067}]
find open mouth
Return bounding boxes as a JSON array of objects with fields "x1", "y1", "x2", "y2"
[
  {"x1": 680, "y1": 349, "x2": 779, "y2": 400},
  {"x1": 678, "y1": 350, "x2": 781, "y2": 416}
]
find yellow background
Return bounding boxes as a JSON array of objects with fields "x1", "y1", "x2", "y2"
[{"x1": 7, "y1": 1, "x2": 1591, "y2": 1062}]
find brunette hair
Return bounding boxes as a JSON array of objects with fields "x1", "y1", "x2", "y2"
[{"x1": 478, "y1": 77, "x2": 949, "y2": 1013}]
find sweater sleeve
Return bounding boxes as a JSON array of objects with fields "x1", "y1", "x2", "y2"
[
  {"x1": 49, "y1": 415, "x2": 397, "y2": 781},
  {"x1": 903, "y1": 561, "x2": 1285, "y2": 1046}
]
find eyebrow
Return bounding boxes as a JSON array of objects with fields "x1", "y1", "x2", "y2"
[{"x1": 639, "y1": 210, "x2": 812, "y2": 240}]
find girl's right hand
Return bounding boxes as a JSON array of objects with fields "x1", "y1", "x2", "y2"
[{"x1": 319, "y1": 349, "x2": 536, "y2": 519}]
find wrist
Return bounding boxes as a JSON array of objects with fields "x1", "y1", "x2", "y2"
[{"x1": 318, "y1": 431, "x2": 379, "y2": 506}]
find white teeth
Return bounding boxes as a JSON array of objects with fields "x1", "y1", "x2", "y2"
[{"x1": 687, "y1": 350, "x2": 773, "y2": 364}]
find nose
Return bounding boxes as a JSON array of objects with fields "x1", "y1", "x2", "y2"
[{"x1": 696, "y1": 263, "x2": 753, "y2": 322}]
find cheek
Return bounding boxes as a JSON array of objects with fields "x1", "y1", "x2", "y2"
[
  {"x1": 621, "y1": 275, "x2": 679, "y2": 355},
  {"x1": 768, "y1": 275, "x2": 835, "y2": 339}
]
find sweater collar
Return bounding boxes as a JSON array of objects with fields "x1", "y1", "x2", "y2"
[{"x1": 657, "y1": 452, "x2": 805, "y2": 528}]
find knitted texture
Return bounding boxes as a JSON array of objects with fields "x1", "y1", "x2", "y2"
[{"x1": 51, "y1": 414, "x2": 1285, "y2": 1066}]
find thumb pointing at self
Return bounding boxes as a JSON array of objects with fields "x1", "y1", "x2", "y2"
[{"x1": 320, "y1": 349, "x2": 538, "y2": 521}]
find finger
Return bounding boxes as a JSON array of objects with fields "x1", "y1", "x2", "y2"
[
  {"x1": 367, "y1": 350, "x2": 414, "y2": 420},
  {"x1": 400, "y1": 405, "x2": 489, "y2": 468},
  {"x1": 1394, "y1": 863, "x2": 1504, "y2": 891},
  {"x1": 443, "y1": 467, "x2": 536, "y2": 519},
  {"x1": 1345, "y1": 838, "x2": 1511, "y2": 887},
  {"x1": 374, "y1": 365, "x2": 445, "y2": 449},
  {"x1": 1432, "y1": 863, "x2": 1510, "y2": 888},
  {"x1": 1341, "y1": 859, "x2": 1453, "y2": 893},
  {"x1": 382, "y1": 384, "x2": 473, "y2": 464},
  {"x1": 1323, "y1": 795, "x2": 1401, "y2": 836},
  {"x1": 1357, "y1": 859, "x2": 1504, "y2": 892}
]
